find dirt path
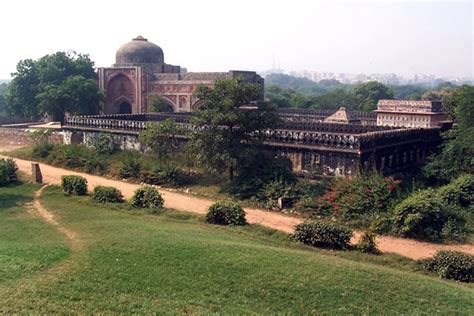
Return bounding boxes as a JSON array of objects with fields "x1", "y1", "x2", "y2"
[
  {"x1": 33, "y1": 185, "x2": 83, "y2": 251},
  {"x1": 3, "y1": 154, "x2": 474, "y2": 260}
]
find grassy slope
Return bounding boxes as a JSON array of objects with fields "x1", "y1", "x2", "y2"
[
  {"x1": 0, "y1": 183, "x2": 69, "y2": 285},
  {"x1": 0, "y1": 185, "x2": 472, "y2": 314}
]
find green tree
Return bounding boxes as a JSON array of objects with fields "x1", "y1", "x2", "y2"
[
  {"x1": 422, "y1": 87, "x2": 455, "y2": 117},
  {"x1": 147, "y1": 93, "x2": 174, "y2": 112},
  {"x1": 352, "y1": 81, "x2": 394, "y2": 111},
  {"x1": 190, "y1": 78, "x2": 281, "y2": 181},
  {"x1": 424, "y1": 85, "x2": 474, "y2": 183},
  {"x1": 0, "y1": 83, "x2": 8, "y2": 115},
  {"x1": 6, "y1": 51, "x2": 102, "y2": 121},
  {"x1": 139, "y1": 119, "x2": 182, "y2": 160},
  {"x1": 316, "y1": 88, "x2": 356, "y2": 110}
]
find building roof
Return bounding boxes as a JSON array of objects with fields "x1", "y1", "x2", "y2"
[
  {"x1": 377, "y1": 99, "x2": 444, "y2": 113},
  {"x1": 378, "y1": 100, "x2": 436, "y2": 106},
  {"x1": 115, "y1": 36, "x2": 164, "y2": 66},
  {"x1": 323, "y1": 107, "x2": 360, "y2": 124}
]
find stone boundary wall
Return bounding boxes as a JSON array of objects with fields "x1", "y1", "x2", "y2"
[
  {"x1": 0, "y1": 117, "x2": 36, "y2": 126},
  {"x1": 0, "y1": 128, "x2": 63, "y2": 148}
]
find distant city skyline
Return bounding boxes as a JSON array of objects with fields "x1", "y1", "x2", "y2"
[
  {"x1": 0, "y1": 0, "x2": 472, "y2": 79},
  {"x1": 259, "y1": 68, "x2": 473, "y2": 86}
]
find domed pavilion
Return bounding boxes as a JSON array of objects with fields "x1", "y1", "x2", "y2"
[{"x1": 98, "y1": 36, "x2": 263, "y2": 114}]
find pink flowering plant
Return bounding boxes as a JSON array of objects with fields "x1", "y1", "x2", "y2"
[{"x1": 316, "y1": 172, "x2": 401, "y2": 223}]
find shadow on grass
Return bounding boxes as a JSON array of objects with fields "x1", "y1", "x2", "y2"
[{"x1": 0, "y1": 193, "x2": 32, "y2": 210}]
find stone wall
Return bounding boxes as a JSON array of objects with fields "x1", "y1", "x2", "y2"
[
  {"x1": 0, "y1": 128, "x2": 63, "y2": 148},
  {"x1": 63, "y1": 130, "x2": 141, "y2": 151}
]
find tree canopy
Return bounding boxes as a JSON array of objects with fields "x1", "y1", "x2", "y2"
[
  {"x1": 190, "y1": 78, "x2": 282, "y2": 181},
  {"x1": 6, "y1": 51, "x2": 103, "y2": 121},
  {"x1": 352, "y1": 81, "x2": 394, "y2": 111},
  {"x1": 139, "y1": 119, "x2": 182, "y2": 160},
  {"x1": 0, "y1": 82, "x2": 8, "y2": 116},
  {"x1": 424, "y1": 85, "x2": 474, "y2": 183}
]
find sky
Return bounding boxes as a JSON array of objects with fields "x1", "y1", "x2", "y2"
[{"x1": 0, "y1": 0, "x2": 472, "y2": 79}]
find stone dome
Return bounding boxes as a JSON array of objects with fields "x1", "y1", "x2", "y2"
[{"x1": 115, "y1": 36, "x2": 164, "y2": 65}]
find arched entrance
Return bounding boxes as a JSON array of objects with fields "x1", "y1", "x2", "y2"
[{"x1": 119, "y1": 102, "x2": 132, "y2": 114}]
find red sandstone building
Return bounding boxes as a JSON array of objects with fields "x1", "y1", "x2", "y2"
[{"x1": 98, "y1": 36, "x2": 264, "y2": 114}]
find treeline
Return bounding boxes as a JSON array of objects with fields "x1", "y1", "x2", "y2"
[
  {"x1": 1, "y1": 52, "x2": 102, "y2": 122},
  {"x1": 264, "y1": 73, "x2": 460, "y2": 112},
  {"x1": 0, "y1": 82, "x2": 8, "y2": 116}
]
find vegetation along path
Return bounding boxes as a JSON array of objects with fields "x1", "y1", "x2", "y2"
[{"x1": 4, "y1": 154, "x2": 474, "y2": 260}]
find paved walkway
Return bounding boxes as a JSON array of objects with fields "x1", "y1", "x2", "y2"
[{"x1": 3, "y1": 154, "x2": 474, "y2": 260}]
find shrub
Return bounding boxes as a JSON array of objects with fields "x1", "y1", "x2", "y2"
[
  {"x1": 89, "y1": 133, "x2": 119, "y2": 155},
  {"x1": 438, "y1": 174, "x2": 474, "y2": 208},
  {"x1": 205, "y1": 201, "x2": 247, "y2": 226},
  {"x1": 32, "y1": 142, "x2": 54, "y2": 158},
  {"x1": 226, "y1": 151, "x2": 296, "y2": 199},
  {"x1": 0, "y1": 158, "x2": 18, "y2": 186},
  {"x1": 140, "y1": 163, "x2": 185, "y2": 186},
  {"x1": 61, "y1": 175, "x2": 88, "y2": 195},
  {"x1": 314, "y1": 172, "x2": 400, "y2": 220},
  {"x1": 83, "y1": 154, "x2": 106, "y2": 174},
  {"x1": 119, "y1": 155, "x2": 142, "y2": 179},
  {"x1": 421, "y1": 251, "x2": 473, "y2": 282},
  {"x1": 49, "y1": 144, "x2": 87, "y2": 168},
  {"x1": 292, "y1": 221, "x2": 352, "y2": 250},
  {"x1": 92, "y1": 186, "x2": 123, "y2": 203},
  {"x1": 294, "y1": 198, "x2": 333, "y2": 216},
  {"x1": 256, "y1": 179, "x2": 301, "y2": 209},
  {"x1": 390, "y1": 189, "x2": 467, "y2": 241},
  {"x1": 131, "y1": 186, "x2": 164, "y2": 209},
  {"x1": 355, "y1": 232, "x2": 381, "y2": 255}
]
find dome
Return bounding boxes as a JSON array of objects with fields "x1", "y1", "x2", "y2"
[{"x1": 115, "y1": 36, "x2": 164, "y2": 65}]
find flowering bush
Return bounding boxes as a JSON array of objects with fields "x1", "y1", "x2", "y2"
[{"x1": 314, "y1": 172, "x2": 400, "y2": 220}]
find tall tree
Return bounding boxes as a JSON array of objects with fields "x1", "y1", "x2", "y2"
[
  {"x1": 190, "y1": 78, "x2": 281, "y2": 181},
  {"x1": 424, "y1": 85, "x2": 474, "y2": 183},
  {"x1": 352, "y1": 81, "x2": 394, "y2": 111},
  {"x1": 139, "y1": 118, "x2": 182, "y2": 160},
  {"x1": 6, "y1": 51, "x2": 102, "y2": 121}
]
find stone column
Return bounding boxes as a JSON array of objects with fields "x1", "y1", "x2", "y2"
[{"x1": 31, "y1": 163, "x2": 43, "y2": 184}]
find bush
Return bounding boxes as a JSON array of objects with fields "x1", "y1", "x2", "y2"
[
  {"x1": 255, "y1": 179, "x2": 302, "y2": 209},
  {"x1": 355, "y1": 232, "x2": 381, "y2": 255},
  {"x1": 292, "y1": 221, "x2": 352, "y2": 250},
  {"x1": 314, "y1": 172, "x2": 400, "y2": 221},
  {"x1": 119, "y1": 155, "x2": 142, "y2": 179},
  {"x1": 293, "y1": 197, "x2": 334, "y2": 217},
  {"x1": 83, "y1": 154, "x2": 106, "y2": 174},
  {"x1": 32, "y1": 142, "x2": 54, "y2": 158},
  {"x1": 89, "y1": 133, "x2": 119, "y2": 155},
  {"x1": 0, "y1": 158, "x2": 18, "y2": 186},
  {"x1": 61, "y1": 175, "x2": 88, "y2": 195},
  {"x1": 140, "y1": 163, "x2": 185, "y2": 187},
  {"x1": 205, "y1": 201, "x2": 247, "y2": 226},
  {"x1": 131, "y1": 186, "x2": 164, "y2": 209},
  {"x1": 421, "y1": 251, "x2": 473, "y2": 282},
  {"x1": 226, "y1": 151, "x2": 296, "y2": 199},
  {"x1": 49, "y1": 144, "x2": 87, "y2": 168},
  {"x1": 438, "y1": 174, "x2": 474, "y2": 208},
  {"x1": 92, "y1": 186, "x2": 123, "y2": 203},
  {"x1": 390, "y1": 189, "x2": 467, "y2": 241}
]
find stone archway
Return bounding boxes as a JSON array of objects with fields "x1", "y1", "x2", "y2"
[
  {"x1": 119, "y1": 101, "x2": 132, "y2": 114},
  {"x1": 106, "y1": 73, "x2": 136, "y2": 114}
]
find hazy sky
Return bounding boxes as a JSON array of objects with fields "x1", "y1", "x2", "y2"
[{"x1": 1, "y1": 0, "x2": 472, "y2": 79}]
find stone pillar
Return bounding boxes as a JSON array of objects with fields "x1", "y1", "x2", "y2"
[{"x1": 31, "y1": 163, "x2": 43, "y2": 183}]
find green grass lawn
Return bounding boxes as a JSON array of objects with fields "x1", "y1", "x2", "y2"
[
  {"x1": 0, "y1": 182, "x2": 69, "y2": 285},
  {"x1": 0, "y1": 184, "x2": 472, "y2": 314}
]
